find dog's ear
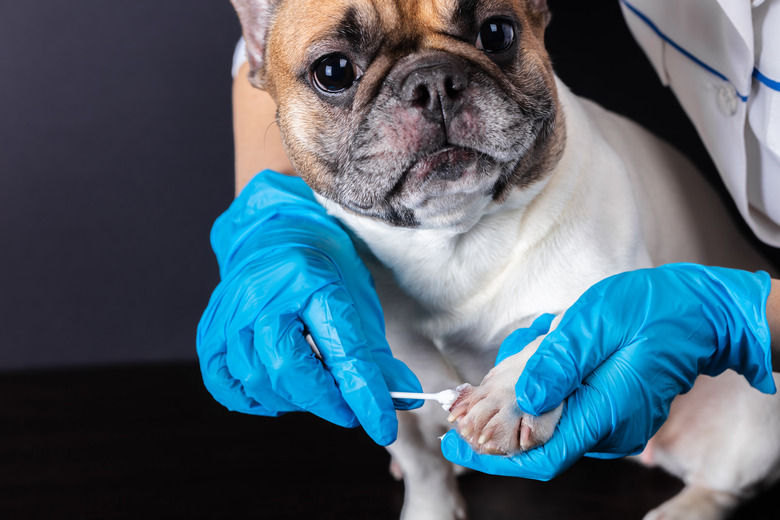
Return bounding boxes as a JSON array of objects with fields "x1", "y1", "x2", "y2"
[
  {"x1": 525, "y1": 0, "x2": 552, "y2": 27},
  {"x1": 230, "y1": 0, "x2": 282, "y2": 89}
]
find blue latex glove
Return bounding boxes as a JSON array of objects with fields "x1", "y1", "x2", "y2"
[
  {"x1": 197, "y1": 170, "x2": 423, "y2": 446},
  {"x1": 442, "y1": 264, "x2": 775, "y2": 479}
]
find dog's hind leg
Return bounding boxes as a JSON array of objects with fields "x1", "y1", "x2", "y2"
[
  {"x1": 643, "y1": 372, "x2": 780, "y2": 520},
  {"x1": 642, "y1": 485, "x2": 739, "y2": 520}
]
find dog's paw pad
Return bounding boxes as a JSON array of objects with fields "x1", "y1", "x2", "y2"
[{"x1": 447, "y1": 380, "x2": 561, "y2": 455}]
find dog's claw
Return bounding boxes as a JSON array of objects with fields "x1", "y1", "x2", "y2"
[{"x1": 520, "y1": 423, "x2": 534, "y2": 450}]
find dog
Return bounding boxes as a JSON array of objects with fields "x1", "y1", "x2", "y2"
[{"x1": 230, "y1": 1, "x2": 780, "y2": 518}]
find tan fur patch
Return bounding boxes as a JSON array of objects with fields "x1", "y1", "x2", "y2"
[{"x1": 251, "y1": 0, "x2": 564, "y2": 219}]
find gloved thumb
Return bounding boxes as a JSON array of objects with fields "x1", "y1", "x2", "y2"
[
  {"x1": 514, "y1": 326, "x2": 589, "y2": 415},
  {"x1": 514, "y1": 286, "x2": 626, "y2": 415},
  {"x1": 495, "y1": 314, "x2": 556, "y2": 365}
]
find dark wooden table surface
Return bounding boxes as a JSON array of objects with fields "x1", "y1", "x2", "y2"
[{"x1": 1, "y1": 363, "x2": 775, "y2": 519}]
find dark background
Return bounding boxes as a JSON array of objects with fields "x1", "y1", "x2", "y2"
[
  {"x1": 0, "y1": 1, "x2": 240, "y2": 369},
  {"x1": 0, "y1": 1, "x2": 776, "y2": 371}
]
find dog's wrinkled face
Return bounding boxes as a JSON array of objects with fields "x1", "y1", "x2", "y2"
[{"x1": 233, "y1": 0, "x2": 563, "y2": 228}]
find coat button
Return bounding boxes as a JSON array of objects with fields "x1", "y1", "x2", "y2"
[{"x1": 716, "y1": 84, "x2": 739, "y2": 116}]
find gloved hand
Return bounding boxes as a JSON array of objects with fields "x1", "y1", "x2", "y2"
[
  {"x1": 197, "y1": 170, "x2": 423, "y2": 446},
  {"x1": 442, "y1": 263, "x2": 775, "y2": 479}
]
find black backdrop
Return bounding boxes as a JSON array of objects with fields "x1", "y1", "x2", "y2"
[
  {"x1": 0, "y1": 1, "x2": 240, "y2": 369},
  {"x1": 1, "y1": 1, "x2": 776, "y2": 370}
]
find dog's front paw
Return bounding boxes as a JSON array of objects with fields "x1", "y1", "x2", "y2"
[{"x1": 447, "y1": 366, "x2": 562, "y2": 456}]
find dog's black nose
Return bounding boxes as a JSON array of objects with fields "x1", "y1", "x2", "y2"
[{"x1": 399, "y1": 61, "x2": 468, "y2": 121}]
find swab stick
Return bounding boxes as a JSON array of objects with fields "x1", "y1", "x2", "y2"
[{"x1": 389, "y1": 389, "x2": 463, "y2": 411}]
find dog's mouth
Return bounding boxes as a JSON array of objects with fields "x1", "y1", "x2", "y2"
[
  {"x1": 362, "y1": 144, "x2": 505, "y2": 227},
  {"x1": 401, "y1": 146, "x2": 502, "y2": 194},
  {"x1": 407, "y1": 147, "x2": 480, "y2": 182}
]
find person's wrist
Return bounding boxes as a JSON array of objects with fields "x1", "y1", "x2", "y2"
[
  {"x1": 212, "y1": 169, "x2": 339, "y2": 276},
  {"x1": 664, "y1": 264, "x2": 775, "y2": 393}
]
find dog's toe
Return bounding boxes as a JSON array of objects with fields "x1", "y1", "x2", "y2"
[
  {"x1": 519, "y1": 407, "x2": 561, "y2": 450},
  {"x1": 451, "y1": 383, "x2": 523, "y2": 455},
  {"x1": 449, "y1": 377, "x2": 562, "y2": 456}
]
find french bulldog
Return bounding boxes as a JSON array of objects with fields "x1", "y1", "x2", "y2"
[{"x1": 230, "y1": 1, "x2": 780, "y2": 519}]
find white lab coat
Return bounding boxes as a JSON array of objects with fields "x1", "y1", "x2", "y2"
[{"x1": 620, "y1": 0, "x2": 780, "y2": 247}]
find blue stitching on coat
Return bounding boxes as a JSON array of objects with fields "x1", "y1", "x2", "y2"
[
  {"x1": 753, "y1": 68, "x2": 780, "y2": 91},
  {"x1": 620, "y1": 0, "x2": 751, "y2": 101}
]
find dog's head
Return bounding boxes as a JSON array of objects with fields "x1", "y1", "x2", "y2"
[{"x1": 233, "y1": 0, "x2": 564, "y2": 228}]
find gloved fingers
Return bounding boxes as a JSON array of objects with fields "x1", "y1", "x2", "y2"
[
  {"x1": 197, "y1": 281, "x2": 295, "y2": 416},
  {"x1": 251, "y1": 309, "x2": 362, "y2": 429},
  {"x1": 206, "y1": 246, "x2": 360, "y2": 425},
  {"x1": 440, "y1": 430, "x2": 527, "y2": 477},
  {"x1": 440, "y1": 425, "x2": 579, "y2": 481},
  {"x1": 495, "y1": 313, "x2": 556, "y2": 365},
  {"x1": 302, "y1": 284, "x2": 400, "y2": 446},
  {"x1": 374, "y1": 354, "x2": 425, "y2": 410},
  {"x1": 563, "y1": 357, "x2": 651, "y2": 457},
  {"x1": 441, "y1": 393, "x2": 599, "y2": 480},
  {"x1": 200, "y1": 349, "x2": 293, "y2": 416},
  {"x1": 537, "y1": 340, "x2": 670, "y2": 460},
  {"x1": 513, "y1": 337, "x2": 585, "y2": 416}
]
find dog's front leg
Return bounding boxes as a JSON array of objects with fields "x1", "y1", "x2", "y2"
[
  {"x1": 387, "y1": 407, "x2": 467, "y2": 520},
  {"x1": 448, "y1": 334, "x2": 563, "y2": 456}
]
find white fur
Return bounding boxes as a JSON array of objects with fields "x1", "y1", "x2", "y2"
[{"x1": 321, "y1": 78, "x2": 779, "y2": 520}]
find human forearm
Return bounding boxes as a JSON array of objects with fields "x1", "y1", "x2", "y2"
[{"x1": 232, "y1": 62, "x2": 294, "y2": 195}]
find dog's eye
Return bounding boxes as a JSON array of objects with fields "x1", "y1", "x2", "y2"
[
  {"x1": 312, "y1": 54, "x2": 361, "y2": 93},
  {"x1": 476, "y1": 18, "x2": 515, "y2": 53}
]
